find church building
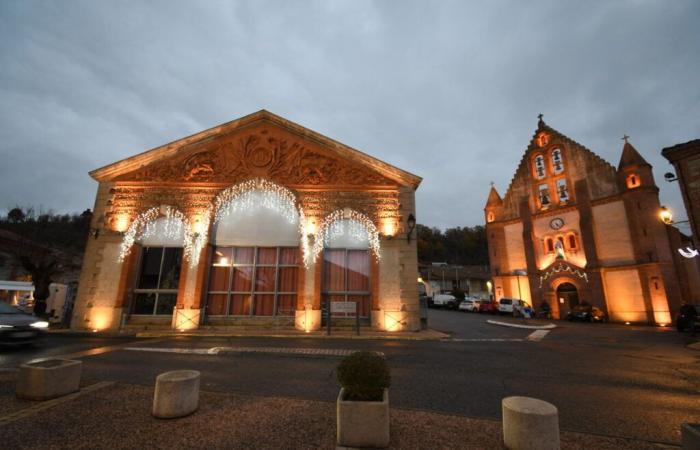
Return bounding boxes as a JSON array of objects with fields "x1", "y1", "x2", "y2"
[
  {"x1": 72, "y1": 110, "x2": 422, "y2": 332},
  {"x1": 485, "y1": 117, "x2": 688, "y2": 325}
]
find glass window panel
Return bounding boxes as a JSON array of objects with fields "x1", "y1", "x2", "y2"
[
  {"x1": 133, "y1": 292, "x2": 156, "y2": 314},
  {"x1": 206, "y1": 294, "x2": 227, "y2": 315},
  {"x1": 347, "y1": 250, "x2": 370, "y2": 292},
  {"x1": 253, "y1": 294, "x2": 275, "y2": 316},
  {"x1": 155, "y1": 293, "x2": 177, "y2": 315},
  {"x1": 323, "y1": 249, "x2": 346, "y2": 292},
  {"x1": 212, "y1": 247, "x2": 233, "y2": 267},
  {"x1": 255, "y1": 267, "x2": 276, "y2": 292},
  {"x1": 159, "y1": 248, "x2": 182, "y2": 289},
  {"x1": 229, "y1": 294, "x2": 251, "y2": 315},
  {"x1": 279, "y1": 247, "x2": 300, "y2": 265},
  {"x1": 276, "y1": 294, "x2": 296, "y2": 316},
  {"x1": 234, "y1": 247, "x2": 254, "y2": 265},
  {"x1": 232, "y1": 267, "x2": 253, "y2": 292},
  {"x1": 257, "y1": 247, "x2": 277, "y2": 265},
  {"x1": 208, "y1": 265, "x2": 230, "y2": 292},
  {"x1": 348, "y1": 294, "x2": 370, "y2": 318},
  {"x1": 137, "y1": 247, "x2": 163, "y2": 289},
  {"x1": 278, "y1": 267, "x2": 298, "y2": 292}
]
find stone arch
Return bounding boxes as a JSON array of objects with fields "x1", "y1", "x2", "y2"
[
  {"x1": 209, "y1": 178, "x2": 309, "y2": 264},
  {"x1": 312, "y1": 208, "x2": 380, "y2": 261},
  {"x1": 119, "y1": 205, "x2": 192, "y2": 263}
]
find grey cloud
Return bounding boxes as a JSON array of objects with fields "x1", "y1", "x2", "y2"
[{"x1": 1, "y1": 0, "x2": 698, "y2": 231}]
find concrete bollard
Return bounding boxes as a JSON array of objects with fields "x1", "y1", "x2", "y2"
[
  {"x1": 16, "y1": 359, "x2": 82, "y2": 400},
  {"x1": 682, "y1": 423, "x2": 700, "y2": 450},
  {"x1": 502, "y1": 396, "x2": 560, "y2": 450},
  {"x1": 152, "y1": 370, "x2": 200, "y2": 419}
]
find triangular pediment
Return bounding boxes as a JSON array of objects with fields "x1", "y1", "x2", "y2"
[{"x1": 91, "y1": 110, "x2": 421, "y2": 189}]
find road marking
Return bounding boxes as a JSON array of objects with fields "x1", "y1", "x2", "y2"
[
  {"x1": 0, "y1": 381, "x2": 114, "y2": 426},
  {"x1": 487, "y1": 320, "x2": 557, "y2": 330},
  {"x1": 526, "y1": 330, "x2": 551, "y2": 342},
  {"x1": 124, "y1": 346, "x2": 385, "y2": 357},
  {"x1": 447, "y1": 338, "x2": 524, "y2": 342},
  {"x1": 27, "y1": 338, "x2": 168, "y2": 363}
]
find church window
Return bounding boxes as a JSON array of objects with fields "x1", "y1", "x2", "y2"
[
  {"x1": 487, "y1": 212, "x2": 495, "y2": 223},
  {"x1": 545, "y1": 237, "x2": 555, "y2": 254},
  {"x1": 557, "y1": 236, "x2": 565, "y2": 248},
  {"x1": 533, "y1": 155, "x2": 546, "y2": 179},
  {"x1": 567, "y1": 234, "x2": 577, "y2": 250},
  {"x1": 626, "y1": 174, "x2": 640, "y2": 189},
  {"x1": 556, "y1": 179, "x2": 569, "y2": 203},
  {"x1": 538, "y1": 184, "x2": 551, "y2": 208},
  {"x1": 551, "y1": 148, "x2": 564, "y2": 174},
  {"x1": 536, "y1": 132, "x2": 550, "y2": 147}
]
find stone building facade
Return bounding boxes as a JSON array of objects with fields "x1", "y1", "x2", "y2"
[
  {"x1": 484, "y1": 117, "x2": 693, "y2": 324},
  {"x1": 72, "y1": 110, "x2": 422, "y2": 332},
  {"x1": 662, "y1": 139, "x2": 700, "y2": 248}
]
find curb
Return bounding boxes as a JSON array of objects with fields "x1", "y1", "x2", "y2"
[
  {"x1": 134, "y1": 331, "x2": 449, "y2": 341},
  {"x1": 487, "y1": 320, "x2": 557, "y2": 330},
  {"x1": 688, "y1": 341, "x2": 700, "y2": 351}
]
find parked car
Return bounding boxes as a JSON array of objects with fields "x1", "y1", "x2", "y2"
[
  {"x1": 458, "y1": 298, "x2": 480, "y2": 312},
  {"x1": 498, "y1": 298, "x2": 519, "y2": 315},
  {"x1": 431, "y1": 294, "x2": 457, "y2": 309},
  {"x1": 676, "y1": 304, "x2": 699, "y2": 332},
  {"x1": 566, "y1": 304, "x2": 607, "y2": 322},
  {"x1": 513, "y1": 301, "x2": 534, "y2": 318},
  {"x1": 478, "y1": 299, "x2": 499, "y2": 314},
  {"x1": 0, "y1": 302, "x2": 49, "y2": 345}
]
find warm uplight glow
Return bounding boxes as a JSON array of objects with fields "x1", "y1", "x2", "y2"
[
  {"x1": 89, "y1": 307, "x2": 114, "y2": 331},
  {"x1": 659, "y1": 206, "x2": 673, "y2": 225},
  {"x1": 305, "y1": 220, "x2": 317, "y2": 236},
  {"x1": 114, "y1": 214, "x2": 130, "y2": 232},
  {"x1": 486, "y1": 281, "x2": 493, "y2": 292},
  {"x1": 625, "y1": 322, "x2": 631, "y2": 325},
  {"x1": 417, "y1": 277, "x2": 424, "y2": 283},
  {"x1": 658, "y1": 323, "x2": 667, "y2": 327},
  {"x1": 192, "y1": 217, "x2": 206, "y2": 235},
  {"x1": 382, "y1": 219, "x2": 396, "y2": 237},
  {"x1": 173, "y1": 309, "x2": 200, "y2": 331}
]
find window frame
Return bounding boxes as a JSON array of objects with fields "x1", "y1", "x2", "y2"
[
  {"x1": 131, "y1": 245, "x2": 183, "y2": 316},
  {"x1": 321, "y1": 248, "x2": 372, "y2": 318},
  {"x1": 205, "y1": 245, "x2": 299, "y2": 317}
]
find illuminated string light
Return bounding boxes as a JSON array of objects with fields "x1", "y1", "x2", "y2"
[
  {"x1": 539, "y1": 263, "x2": 588, "y2": 287},
  {"x1": 312, "y1": 209, "x2": 381, "y2": 261},
  {"x1": 210, "y1": 178, "x2": 310, "y2": 266},
  {"x1": 118, "y1": 206, "x2": 203, "y2": 266}
]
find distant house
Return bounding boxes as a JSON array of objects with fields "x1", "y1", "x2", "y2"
[{"x1": 419, "y1": 262, "x2": 490, "y2": 298}]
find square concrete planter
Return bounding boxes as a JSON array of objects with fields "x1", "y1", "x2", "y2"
[
  {"x1": 16, "y1": 359, "x2": 82, "y2": 401},
  {"x1": 337, "y1": 388, "x2": 390, "y2": 448}
]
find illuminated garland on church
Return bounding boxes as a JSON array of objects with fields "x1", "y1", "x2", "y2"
[
  {"x1": 312, "y1": 209, "x2": 381, "y2": 261},
  {"x1": 539, "y1": 263, "x2": 588, "y2": 287},
  {"x1": 210, "y1": 178, "x2": 310, "y2": 266},
  {"x1": 118, "y1": 206, "x2": 198, "y2": 263}
]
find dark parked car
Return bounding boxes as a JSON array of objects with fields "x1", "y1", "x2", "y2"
[
  {"x1": 676, "y1": 304, "x2": 699, "y2": 332},
  {"x1": 0, "y1": 302, "x2": 48, "y2": 345},
  {"x1": 566, "y1": 305, "x2": 607, "y2": 323}
]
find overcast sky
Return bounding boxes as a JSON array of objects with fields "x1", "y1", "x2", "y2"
[{"x1": 1, "y1": 1, "x2": 698, "y2": 230}]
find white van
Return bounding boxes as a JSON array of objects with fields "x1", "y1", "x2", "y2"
[{"x1": 498, "y1": 298, "x2": 518, "y2": 315}]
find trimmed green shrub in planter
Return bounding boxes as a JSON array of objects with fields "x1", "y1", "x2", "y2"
[{"x1": 337, "y1": 351, "x2": 390, "y2": 401}]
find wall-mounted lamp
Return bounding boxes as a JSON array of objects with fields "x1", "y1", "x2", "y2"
[
  {"x1": 659, "y1": 206, "x2": 673, "y2": 225},
  {"x1": 406, "y1": 213, "x2": 416, "y2": 243}
]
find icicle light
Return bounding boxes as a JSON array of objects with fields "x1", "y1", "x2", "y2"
[
  {"x1": 312, "y1": 209, "x2": 381, "y2": 261},
  {"x1": 118, "y1": 206, "x2": 203, "y2": 266},
  {"x1": 210, "y1": 178, "x2": 310, "y2": 266}
]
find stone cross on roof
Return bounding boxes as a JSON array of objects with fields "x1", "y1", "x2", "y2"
[{"x1": 622, "y1": 134, "x2": 630, "y2": 143}]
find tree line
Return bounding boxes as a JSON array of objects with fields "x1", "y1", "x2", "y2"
[{"x1": 416, "y1": 224, "x2": 489, "y2": 266}]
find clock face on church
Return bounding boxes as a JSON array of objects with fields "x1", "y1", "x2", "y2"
[{"x1": 550, "y1": 218, "x2": 564, "y2": 230}]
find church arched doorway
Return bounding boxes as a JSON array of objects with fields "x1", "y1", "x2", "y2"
[{"x1": 556, "y1": 282, "x2": 579, "y2": 310}]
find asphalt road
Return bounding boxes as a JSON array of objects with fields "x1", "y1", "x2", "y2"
[{"x1": 2, "y1": 309, "x2": 698, "y2": 446}]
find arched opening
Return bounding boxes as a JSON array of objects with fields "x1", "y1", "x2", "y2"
[
  {"x1": 206, "y1": 182, "x2": 304, "y2": 319},
  {"x1": 317, "y1": 212, "x2": 379, "y2": 323},
  {"x1": 128, "y1": 212, "x2": 188, "y2": 317},
  {"x1": 556, "y1": 282, "x2": 579, "y2": 311}
]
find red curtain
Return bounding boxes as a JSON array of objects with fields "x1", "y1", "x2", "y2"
[
  {"x1": 277, "y1": 294, "x2": 296, "y2": 316},
  {"x1": 229, "y1": 294, "x2": 251, "y2": 315},
  {"x1": 323, "y1": 249, "x2": 346, "y2": 292},
  {"x1": 257, "y1": 247, "x2": 277, "y2": 265},
  {"x1": 254, "y1": 294, "x2": 274, "y2": 316},
  {"x1": 206, "y1": 294, "x2": 227, "y2": 315},
  {"x1": 347, "y1": 250, "x2": 370, "y2": 292}
]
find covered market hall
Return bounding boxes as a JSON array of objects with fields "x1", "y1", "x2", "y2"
[{"x1": 72, "y1": 110, "x2": 422, "y2": 333}]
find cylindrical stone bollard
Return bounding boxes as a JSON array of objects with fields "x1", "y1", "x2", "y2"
[
  {"x1": 502, "y1": 396, "x2": 560, "y2": 450},
  {"x1": 152, "y1": 370, "x2": 200, "y2": 419}
]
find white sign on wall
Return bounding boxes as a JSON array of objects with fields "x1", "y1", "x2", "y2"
[
  {"x1": 331, "y1": 302, "x2": 357, "y2": 314},
  {"x1": 678, "y1": 247, "x2": 699, "y2": 259}
]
